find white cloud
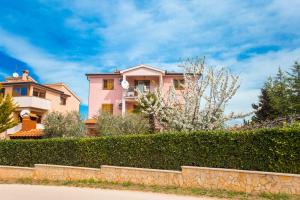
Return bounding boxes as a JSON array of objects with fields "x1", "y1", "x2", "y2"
[
  {"x1": 224, "y1": 48, "x2": 300, "y2": 114},
  {"x1": 148, "y1": 48, "x2": 300, "y2": 116},
  {"x1": 59, "y1": 0, "x2": 300, "y2": 67},
  {"x1": 0, "y1": 28, "x2": 98, "y2": 104},
  {"x1": 1, "y1": 0, "x2": 300, "y2": 117}
]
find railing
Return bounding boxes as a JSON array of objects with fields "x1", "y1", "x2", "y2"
[
  {"x1": 13, "y1": 96, "x2": 51, "y2": 110},
  {"x1": 36, "y1": 123, "x2": 45, "y2": 130},
  {"x1": 5, "y1": 123, "x2": 22, "y2": 135},
  {"x1": 126, "y1": 86, "x2": 152, "y2": 97}
]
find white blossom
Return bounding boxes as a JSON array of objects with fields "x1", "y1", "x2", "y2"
[{"x1": 137, "y1": 58, "x2": 250, "y2": 131}]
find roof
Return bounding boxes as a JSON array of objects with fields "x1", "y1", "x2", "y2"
[
  {"x1": 1, "y1": 71, "x2": 76, "y2": 98},
  {"x1": 85, "y1": 119, "x2": 97, "y2": 124},
  {"x1": 1, "y1": 81, "x2": 71, "y2": 97},
  {"x1": 119, "y1": 64, "x2": 165, "y2": 74},
  {"x1": 86, "y1": 64, "x2": 184, "y2": 77},
  {"x1": 5, "y1": 76, "x2": 37, "y2": 83},
  {"x1": 45, "y1": 83, "x2": 81, "y2": 102},
  {"x1": 85, "y1": 73, "x2": 121, "y2": 76},
  {"x1": 9, "y1": 129, "x2": 44, "y2": 139}
]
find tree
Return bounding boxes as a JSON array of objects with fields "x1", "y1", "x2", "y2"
[
  {"x1": 137, "y1": 57, "x2": 248, "y2": 131},
  {"x1": 0, "y1": 85, "x2": 17, "y2": 133},
  {"x1": 252, "y1": 78, "x2": 277, "y2": 122},
  {"x1": 287, "y1": 62, "x2": 300, "y2": 114},
  {"x1": 95, "y1": 112, "x2": 150, "y2": 136},
  {"x1": 269, "y1": 68, "x2": 291, "y2": 117},
  {"x1": 43, "y1": 111, "x2": 86, "y2": 138},
  {"x1": 251, "y1": 64, "x2": 300, "y2": 124},
  {"x1": 134, "y1": 92, "x2": 159, "y2": 132}
]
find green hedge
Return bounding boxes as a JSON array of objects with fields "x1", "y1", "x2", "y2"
[{"x1": 0, "y1": 128, "x2": 299, "y2": 174}]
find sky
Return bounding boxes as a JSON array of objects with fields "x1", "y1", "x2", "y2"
[{"x1": 0, "y1": 0, "x2": 299, "y2": 120}]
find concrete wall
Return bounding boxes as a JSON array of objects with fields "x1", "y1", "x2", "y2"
[
  {"x1": 45, "y1": 84, "x2": 80, "y2": 113},
  {"x1": 0, "y1": 164, "x2": 299, "y2": 195},
  {"x1": 45, "y1": 89, "x2": 79, "y2": 114},
  {"x1": 88, "y1": 75, "x2": 122, "y2": 118}
]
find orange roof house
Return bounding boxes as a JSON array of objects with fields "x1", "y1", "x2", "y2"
[
  {"x1": 0, "y1": 70, "x2": 81, "y2": 123},
  {"x1": 9, "y1": 114, "x2": 44, "y2": 139},
  {"x1": 0, "y1": 70, "x2": 81, "y2": 139}
]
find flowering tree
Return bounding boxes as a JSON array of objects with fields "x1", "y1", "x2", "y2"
[{"x1": 137, "y1": 58, "x2": 248, "y2": 131}]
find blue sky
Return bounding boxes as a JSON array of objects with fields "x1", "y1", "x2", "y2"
[{"x1": 0, "y1": 0, "x2": 300, "y2": 120}]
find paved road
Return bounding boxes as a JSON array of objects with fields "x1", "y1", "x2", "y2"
[{"x1": 0, "y1": 184, "x2": 220, "y2": 200}]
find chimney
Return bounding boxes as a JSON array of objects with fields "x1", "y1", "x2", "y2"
[
  {"x1": 22, "y1": 70, "x2": 29, "y2": 81},
  {"x1": 21, "y1": 115, "x2": 37, "y2": 131}
]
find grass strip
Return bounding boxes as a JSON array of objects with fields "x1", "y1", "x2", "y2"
[{"x1": 0, "y1": 178, "x2": 299, "y2": 200}]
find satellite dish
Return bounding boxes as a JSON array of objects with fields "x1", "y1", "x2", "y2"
[
  {"x1": 13, "y1": 72, "x2": 19, "y2": 78},
  {"x1": 121, "y1": 80, "x2": 129, "y2": 90},
  {"x1": 20, "y1": 110, "x2": 30, "y2": 117}
]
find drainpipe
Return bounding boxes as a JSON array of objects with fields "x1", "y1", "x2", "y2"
[{"x1": 122, "y1": 75, "x2": 126, "y2": 116}]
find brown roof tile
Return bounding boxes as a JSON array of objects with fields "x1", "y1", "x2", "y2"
[
  {"x1": 85, "y1": 119, "x2": 97, "y2": 124},
  {"x1": 10, "y1": 129, "x2": 44, "y2": 139}
]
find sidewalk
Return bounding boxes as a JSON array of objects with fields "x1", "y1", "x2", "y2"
[{"x1": 0, "y1": 184, "x2": 222, "y2": 200}]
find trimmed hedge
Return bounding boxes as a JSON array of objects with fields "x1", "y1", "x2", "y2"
[{"x1": 0, "y1": 128, "x2": 299, "y2": 174}]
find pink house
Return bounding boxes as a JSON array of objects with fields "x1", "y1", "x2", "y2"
[{"x1": 86, "y1": 64, "x2": 184, "y2": 118}]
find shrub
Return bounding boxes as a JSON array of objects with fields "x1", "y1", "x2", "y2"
[
  {"x1": 95, "y1": 112, "x2": 150, "y2": 136},
  {"x1": 0, "y1": 127, "x2": 299, "y2": 174},
  {"x1": 43, "y1": 111, "x2": 86, "y2": 138}
]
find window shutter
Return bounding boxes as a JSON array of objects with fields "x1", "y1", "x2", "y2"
[
  {"x1": 102, "y1": 104, "x2": 113, "y2": 114},
  {"x1": 103, "y1": 80, "x2": 108, "y2": 89},
  {"x1": 103, "y1": 79, "x2": 114, "y2": 90}
]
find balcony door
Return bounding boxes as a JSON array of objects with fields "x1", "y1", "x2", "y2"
[{"x1": 135, "y1": 80, "x2": 150, "y2": 93}]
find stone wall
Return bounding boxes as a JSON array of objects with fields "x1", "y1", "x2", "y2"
[
  {"x1": 0, "y1": 165, "x2": 33, "y2": 180},
  {"x1": 181, "y1": 166, "x2": 300, "y2": 195},
  {"x1": 0, "y1": 164, "x2": 299, "y2": 195},
  {"x1": 34, "y1": 164, "x2": 101, "y2": 181},
  {"x1": 100, "y1": 165, "x2": 183, "y2": 186}
]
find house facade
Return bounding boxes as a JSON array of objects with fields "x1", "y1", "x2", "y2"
[
  {"x1": 86, "y1": 64, "x2": 184, "y2": 118},
  {"x1": 0, "y1": 70, "x2": 81, "y2": 123}
]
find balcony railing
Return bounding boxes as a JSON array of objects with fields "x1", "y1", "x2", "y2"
[
  {"x1": 126, "y1": 86, "x2": 152, "y2": 97},
  {"x1": 13, "y1": 96, "x2": 51, "y2": 110}
]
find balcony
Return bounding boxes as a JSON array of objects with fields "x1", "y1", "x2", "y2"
[
  {"x1": 125, "y1": 86, "x2": 153, "y2": 98},
  {"x1": 13, "y1": 96, "x2": 51, "y2": 110}
]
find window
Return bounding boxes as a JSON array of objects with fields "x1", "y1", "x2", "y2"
[
  {"x1": 36, "y1": 115, "x2": 42, "y2": 123},
  {"x1": 33, "y1": 88, "x2": 46, "y2": 98},
  {"x1": 173, "y1": 79, "x2": 185, "y2": 90},
  {"x1": 103, "y1": 79, "x2": 114, "y2": 90},
  {"x1": 0, "y1": 88, "x2": 5, "y2": 97},
  {"x1": 13, "y1": 86, "x2": 28, "y2": 96},
  {"x1": 102, "y1": 104, "x2": 113, "y2": 114},
  {"x1": 60, "y1": 96, "x2": 67, "y2": 105},
  {"x1": 134, "y1": 80, "x2": 150, "y2": 93}
]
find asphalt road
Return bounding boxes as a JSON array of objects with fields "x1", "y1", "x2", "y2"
[{"x1": 0, "y1": 184, "x2": 220, "y2": 200}]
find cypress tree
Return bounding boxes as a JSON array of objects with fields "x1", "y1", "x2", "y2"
[
  {"x1": 252, "y1": 78, "x2": 277, "y2": 122},
  {"x1": 287, "y1": 62, "x2": 300, "y2": 114},
  {"x1": 0, "y1": 85, "x2": 17, "y2": 133},
  {"x1": 270, "y1": 68, "x2": 291, "y2": 117}
]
